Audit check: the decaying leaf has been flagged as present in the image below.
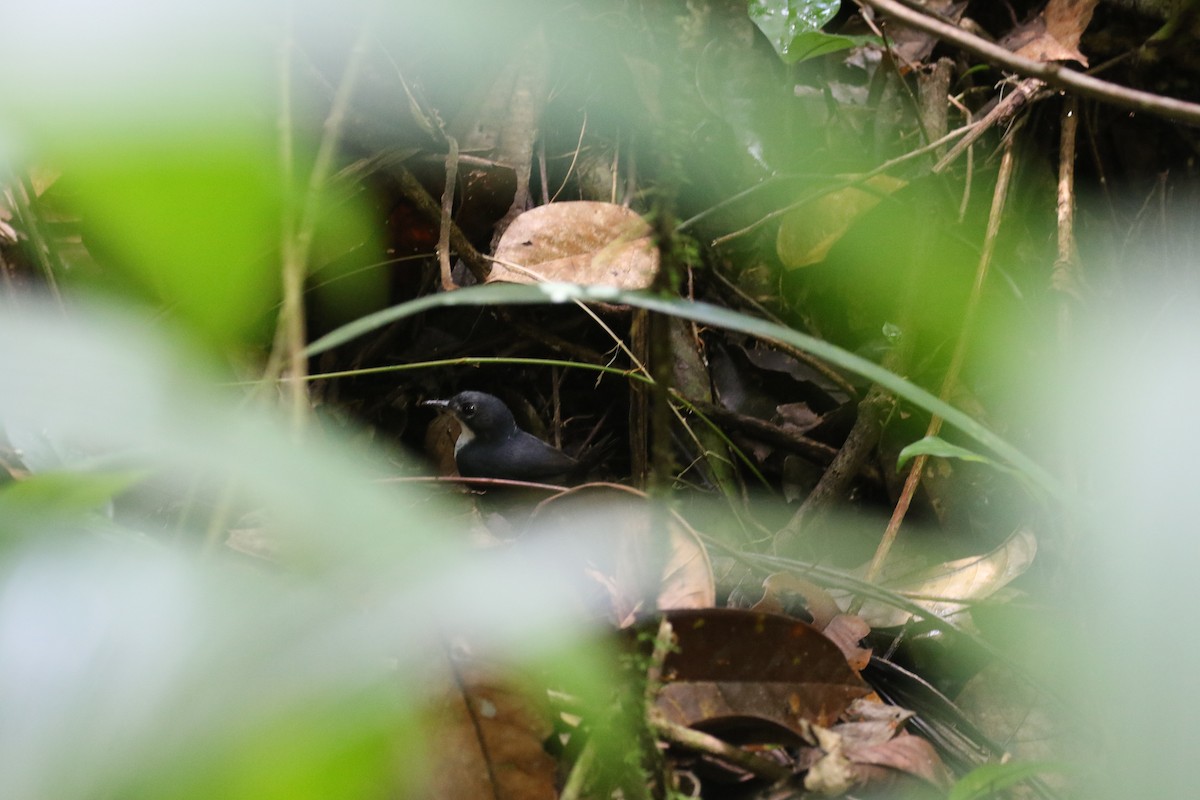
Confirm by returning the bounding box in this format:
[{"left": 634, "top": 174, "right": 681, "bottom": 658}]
[
  {"left": 798, "top": 699, "right": 952, "bottom": 795},
  {"left": 822, "top": 615, "right": 873, "bottom": 672},
  {"left": 885, "top": 1, "right": 968, "bottom": 67},
  {"left": 490, "top": 201, "right": 659, "bottom": 288},
  {"left": 645, "top": 608, "right": 870, "bottom": 738}
]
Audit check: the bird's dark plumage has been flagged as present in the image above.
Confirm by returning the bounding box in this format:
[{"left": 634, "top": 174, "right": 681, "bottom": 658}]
[{"left": 421, "top": 391, "right": 576, "bottom": 482}]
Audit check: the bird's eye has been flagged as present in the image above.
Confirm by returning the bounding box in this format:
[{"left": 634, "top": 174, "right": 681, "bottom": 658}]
[{"left": 461, "top": 403, "right": 475, "bottom": 416}]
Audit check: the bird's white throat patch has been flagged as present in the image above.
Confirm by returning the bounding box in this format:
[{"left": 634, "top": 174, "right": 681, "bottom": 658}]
[{"left": 454, "top": 426, "right": 475, "bottom": 454}]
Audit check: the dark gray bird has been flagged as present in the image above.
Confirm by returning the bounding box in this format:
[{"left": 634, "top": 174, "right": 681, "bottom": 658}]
[{"left": 421, "top": 391, "right": 577, "bottom": 482}]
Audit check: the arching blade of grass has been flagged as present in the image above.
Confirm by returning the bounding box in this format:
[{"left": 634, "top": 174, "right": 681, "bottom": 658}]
[{"left": 306, "top": 283, "right": 1062, "bottom": 498}]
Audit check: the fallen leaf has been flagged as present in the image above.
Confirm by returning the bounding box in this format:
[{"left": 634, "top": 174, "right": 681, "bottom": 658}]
[
  {"left": 490, "top": 201, "right": 659, "bottom": 288},
  {"left": 850, "top": 527, "right": 1038, "bottom": 628},
  {"left": 753, "top": 572, "right": 841, "bottom": 628},
  {"left": 644, "top": 608, "right": 870, "bottom": 738}
]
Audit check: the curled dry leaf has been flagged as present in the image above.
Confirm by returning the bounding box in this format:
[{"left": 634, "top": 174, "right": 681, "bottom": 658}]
[
  {"left": 799, "top": 703, "right": 952, "bottom": 795},
  {"left": 753, "top": 572, "right": 842, "bottom": 628},
  {"left": 845, "top": 733, "right": 953, "bottom": 791},
  {"left": 1002, "top": 0, "right": 1098, "bottom": 66},
  {"left": 490, "top": 201, "right": 659, "bottom": 288},
  {"left": 851, "top": 527, "right": 1038, "bottom": 629},
  {"left": 803, "top": 722, "right": 857, "bottom": 795}
]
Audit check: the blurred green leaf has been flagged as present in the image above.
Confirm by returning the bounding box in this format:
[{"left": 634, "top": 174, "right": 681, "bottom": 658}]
[
  {"left": 0, "top": 298, "right": 623, "bottom": 800},
  {"left": 0, "top": 469, "right": 146, "bottom": 517},
  {"left": 949, "top": 760, "right": 1070, "bottom": 800},
  {"left": 782, "top": 31, "right": 878, "bottom": 63},
  {"left": 898, "top": 436, "right": 1046, "bottom": 500},
  {"left": 308, "top": 189, "right": 391, "bottom": 327},
  {"left": 62, "top": 132, "right": 283, "bottom": 349}
]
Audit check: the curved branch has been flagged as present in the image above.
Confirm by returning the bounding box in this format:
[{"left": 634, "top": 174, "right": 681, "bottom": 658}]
[{"left": 856, "top": 0, "right": 1200, "bottom": 126}]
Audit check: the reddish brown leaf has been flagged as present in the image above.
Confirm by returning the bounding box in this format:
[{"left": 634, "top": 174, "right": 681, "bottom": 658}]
[{"left": 645, "top": 608, "right": 870, "bottom": 738}]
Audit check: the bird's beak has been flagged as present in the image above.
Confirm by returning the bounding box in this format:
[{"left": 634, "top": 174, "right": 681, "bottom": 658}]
[{"left": 420, "top": 398, "right": 451, "bottom": 411}]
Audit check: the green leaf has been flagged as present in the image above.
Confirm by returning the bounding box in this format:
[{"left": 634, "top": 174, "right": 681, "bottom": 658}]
[
  {"left": 782, "top": 31, "right": 877, "bottom": 63},
  {"left": 897, "top": 435, "right": 1045, "bottom": 497},
  {"left": 305, "top": 283, "right": 1063, "bottom": 498},
  {"left": 949, "top": 761, "right": 1071, "bottom": 800},
  {"left": 0, "top": 469, "right": 148, "bottom": 517},
  {"left": 62, "top": 131, "right": 284, "bottom": 350},
  {"left": 896, "top": 435, "right": 1000, "bottom": 471},
  {"left": 748, "top": 0, "right": 841, "bottom": 61}
]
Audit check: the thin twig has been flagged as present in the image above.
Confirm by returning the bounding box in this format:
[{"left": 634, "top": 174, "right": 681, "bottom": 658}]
[
  {"left": 550, "top": 110, "right": 588, "bottom": 204},
  {"left": 1053, "top": 95, "right": 1082, "bottom": 551},
  {"left": 933, "top": 77, "right": 1045, "bottom": 173},
  {"left": 437, "top": 136, "right": 459, "bottom": 290},
  {"left": 1053, "top": 96, "right": 1082, "bottom": 306},
  {"left": 394, "top": 164, "right": 491, "bottom": 283},
  {"left": 650, "top": 716, "right": 794, "bottom": 784},
  {"left": 775, "top": 385, "right": 893, "bottom": 554},
  {"left": 861, "top": 137, "right": 1017, "bottom": 586},
  {"left": 272, "top": 19, "right": 371, "bottom": 429}
]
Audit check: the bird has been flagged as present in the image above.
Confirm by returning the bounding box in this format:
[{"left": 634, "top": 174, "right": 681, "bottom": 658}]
[{"left": 421, "top": 391, "right": 578, "bottom": 483}]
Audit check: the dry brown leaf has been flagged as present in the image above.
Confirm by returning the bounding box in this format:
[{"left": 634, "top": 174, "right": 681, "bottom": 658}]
[
  {"left": 800, "top": 703, "right": 951, "bottom": 794},
  {"left": 850, "top": 527, "right": 1037, "bottom": 628},
  {"left": 803, "top": 723, "right": 857, "bottom": 795},
  {"left": 845, "top": 732, "right": 953, "bottom": 790},
  {"left": 647, "top": 609, "right": 870, "bottom": 737},
  {"left": 490, "top": 201, "right": 659, "bottom": 288},
  {"left": 1004, "top": 0, "right": 1098, "bottom": 66},
  {"left": 886, "top": 1, "right": 968, "bottom": 67},
  {"left": 753, "top": 572, "right": 841, "bottom": 628}
]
